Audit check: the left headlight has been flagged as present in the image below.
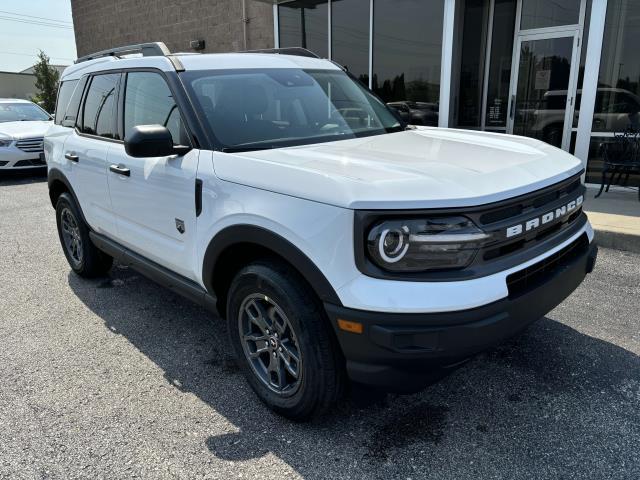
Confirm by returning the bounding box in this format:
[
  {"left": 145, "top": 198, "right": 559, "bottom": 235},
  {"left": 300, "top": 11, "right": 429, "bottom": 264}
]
[
  {"left": 366, "top": 216, "right": 490, "bottom": 272},
  {"left": 0, "top": 139, "right": 12, "bottom": 147}
]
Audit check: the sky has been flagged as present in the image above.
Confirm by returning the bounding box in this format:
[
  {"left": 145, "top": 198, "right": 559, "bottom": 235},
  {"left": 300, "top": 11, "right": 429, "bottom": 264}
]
[{"left": 0, "top": 0, "right": 77, "bottom": 72}]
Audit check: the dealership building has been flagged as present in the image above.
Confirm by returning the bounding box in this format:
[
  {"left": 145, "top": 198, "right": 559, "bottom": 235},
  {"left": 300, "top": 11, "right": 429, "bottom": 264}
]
[{"left": 71, "top": 0, "right": 640, "bottom": 188}]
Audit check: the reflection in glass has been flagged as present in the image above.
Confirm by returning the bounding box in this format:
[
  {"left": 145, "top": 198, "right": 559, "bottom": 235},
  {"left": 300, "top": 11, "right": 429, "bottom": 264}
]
[
  {"left": 278, "top": 0, "right": 329, "bottom": 58},
  {"left": 485, "top": 0, "right": 516, "bottom": 128},
  {"left": 456, "top": 0, "right": 488, "bottom": 128},
  {"left": 331, "top": 0, "right": 370, "bottom": 86},
  {"left": 372, "top": 0, "right": 444, "bottom": 126},
  {"left": 513, "top": 37, "right": 574, "bottom": 148},
  {"left": 594, "top": 0, "right": 640, "bottom": 133},
  {"left": 520, "top": 0, "right": 581, "bottom": 30}
]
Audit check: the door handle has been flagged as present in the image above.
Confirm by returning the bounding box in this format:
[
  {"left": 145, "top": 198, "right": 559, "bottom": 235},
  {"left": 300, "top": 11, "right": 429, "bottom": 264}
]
[
  {"left": 109, "top": 164, "right": 130, "bottom": 177},
  {"left": 65, "top": 152, "right": 79, "bottom": 163}
]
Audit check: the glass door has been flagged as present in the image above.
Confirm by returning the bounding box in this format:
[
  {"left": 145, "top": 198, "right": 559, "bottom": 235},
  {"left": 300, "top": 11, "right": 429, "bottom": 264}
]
[{"left": 507, "top": 32, "right": 580, "bottom": 150}]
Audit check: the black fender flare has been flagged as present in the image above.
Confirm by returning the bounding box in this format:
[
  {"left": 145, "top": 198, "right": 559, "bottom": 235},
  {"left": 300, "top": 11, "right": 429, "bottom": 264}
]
[
  {"left": 47, "top": 168, "right": 88, "bottom": 224},
  {"left": 202, "top": 224, "right": 342, "bottom": 306}
]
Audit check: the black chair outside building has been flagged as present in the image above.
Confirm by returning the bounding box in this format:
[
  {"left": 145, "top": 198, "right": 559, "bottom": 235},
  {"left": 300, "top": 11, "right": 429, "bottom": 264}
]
[{"left": 595, "top": 127, "right": 640, "bottom": 201}]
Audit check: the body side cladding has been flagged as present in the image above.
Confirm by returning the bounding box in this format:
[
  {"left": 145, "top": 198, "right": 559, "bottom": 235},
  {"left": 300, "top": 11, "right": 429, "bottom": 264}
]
[
  {"left": 202, "top": 225, "right": 342, "bottom": 307},
  {"left": 47, "top": 168, "right": 87, "bottom": 223},
  {"left": 90, "top": 231, "right": 218, "bottom": 314}
]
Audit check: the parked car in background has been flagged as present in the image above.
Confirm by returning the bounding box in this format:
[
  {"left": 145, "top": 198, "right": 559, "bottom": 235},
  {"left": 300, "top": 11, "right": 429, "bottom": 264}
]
[
  {"left": 387, "top": 101, "right": 439, "bottom": 126},
  {"left": 0, "top": 99, "right": 52, "bottom": 170},
  {"left": 518, "top": 87, "right": 640, "bottom": 146}
]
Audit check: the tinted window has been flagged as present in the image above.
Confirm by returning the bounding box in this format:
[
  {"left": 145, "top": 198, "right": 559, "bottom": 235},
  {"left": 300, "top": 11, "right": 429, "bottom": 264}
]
[
  {"left": 372, "top": 0, "right": 444, "bottom": 125},
  {"left": 62, "top": 76, "right": 87, "bottom": 128},
  {"left": 278, "top": 0, "right": 328, "bottom": 57},
  {"left": 81, "top": 74, "right": 119, "bottom": 138},
  {"left": 331, "top": 0, "right": 370, "bottom": 85},
  {"left": 123, "top": 71, "right": 187, "bottom": 145},
  {"left": 55, "top": 80, "right": 77, "bottom": 125},
  {"left": 520, "top": 0, "right": 581, "bottom": 30}
]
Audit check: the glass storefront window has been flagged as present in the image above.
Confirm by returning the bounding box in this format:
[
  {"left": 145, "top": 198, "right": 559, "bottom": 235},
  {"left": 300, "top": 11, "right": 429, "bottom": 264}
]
[
  {"left": 520, "top": 0, "right": 582, "bottom": 30},
  {"left": 456, "top": 0, "right": 488, "bottom": 128},
  {"left": 331, "top": 0, "right": 370, "bottom": 86},
  {"left": 372, "top": 0, "right": 444, "bottom": 126},
  {"left": 593, "top": 0, "right": 640, "bottom": 133},
  {"left": 278, "top": 0, "right": 329, "bottom": 58},
  {"left": 485, "top": 0, "right": 516, "bottom": 129}
]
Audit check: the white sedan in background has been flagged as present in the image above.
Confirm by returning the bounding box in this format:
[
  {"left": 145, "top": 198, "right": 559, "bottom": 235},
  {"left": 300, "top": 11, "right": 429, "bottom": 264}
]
[{"left": 0, "top": 99, "right": 53, "bottom": 170}]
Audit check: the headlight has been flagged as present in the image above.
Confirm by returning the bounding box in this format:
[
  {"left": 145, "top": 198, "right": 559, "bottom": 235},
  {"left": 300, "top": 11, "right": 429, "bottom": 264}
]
[
  {"left": 366, "top": 216, "right": 490, "bottom": 272},
  {"left": 0, "top": 139, "right": 12, "bottom": 147}
]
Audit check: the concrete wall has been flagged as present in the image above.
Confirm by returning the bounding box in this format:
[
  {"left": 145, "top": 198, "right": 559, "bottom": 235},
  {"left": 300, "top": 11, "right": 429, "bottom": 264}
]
[
  {"left": 70, "top": 0, "right": 275, "bottom": 58},
  {"left": 0, "top": 72, "right": 37, "bottom": 100}
]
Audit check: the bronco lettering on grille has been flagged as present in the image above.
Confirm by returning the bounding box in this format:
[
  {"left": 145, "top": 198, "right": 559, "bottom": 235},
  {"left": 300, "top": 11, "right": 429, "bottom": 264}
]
[{"left": 506, "top": 195, "right": 583, "bottom": 238}]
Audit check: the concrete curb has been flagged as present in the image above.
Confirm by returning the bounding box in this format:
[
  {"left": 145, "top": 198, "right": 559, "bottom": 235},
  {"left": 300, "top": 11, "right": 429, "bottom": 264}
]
[{"left": 594, "top": 228, "right": 640, "bottom": 254}]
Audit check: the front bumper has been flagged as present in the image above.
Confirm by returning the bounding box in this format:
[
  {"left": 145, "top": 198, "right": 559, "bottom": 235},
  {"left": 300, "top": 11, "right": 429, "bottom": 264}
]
[
  {"left": 325, "top": 234, "right": 598, "bottom": 392},
  {"left": 0, "top": 145, "right": 46, "bottom": 169}
]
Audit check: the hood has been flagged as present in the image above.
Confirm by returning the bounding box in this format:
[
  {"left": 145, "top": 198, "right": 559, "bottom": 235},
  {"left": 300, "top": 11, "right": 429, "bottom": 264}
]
[
  {"left": 0, "top": 121, "right": 53, "bottom": 140},
  {"left": 212, "top": 127, "right": 584, "bottom": 210}
]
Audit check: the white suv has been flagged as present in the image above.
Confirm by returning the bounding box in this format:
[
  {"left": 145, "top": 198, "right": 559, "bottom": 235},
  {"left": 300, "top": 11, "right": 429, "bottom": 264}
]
[{"left": 45, "top": 43, "right": 597, "bottom": 420}]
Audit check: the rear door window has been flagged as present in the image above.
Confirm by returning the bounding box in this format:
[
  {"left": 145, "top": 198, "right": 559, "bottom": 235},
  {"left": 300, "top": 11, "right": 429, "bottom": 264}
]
[{"left": 80, "top": 73, "right": 119, "bottom": 139}]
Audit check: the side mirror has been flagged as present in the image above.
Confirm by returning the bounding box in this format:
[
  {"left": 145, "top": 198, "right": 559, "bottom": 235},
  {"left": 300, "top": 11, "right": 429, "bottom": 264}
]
[{"left": 124, "top": 125, "right": 191, "bottom": 158}]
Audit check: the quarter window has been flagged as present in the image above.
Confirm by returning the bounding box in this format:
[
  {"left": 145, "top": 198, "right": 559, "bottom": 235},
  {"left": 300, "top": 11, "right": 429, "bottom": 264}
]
[
  {"left": 123, "top": 72, "right": 188, "bottom": 145},
  {"left": 55, "top": 80, "right": 77, "bottom": 125},
  {"left": 81, "top": 74, "right": 119, "bottom": 138}
]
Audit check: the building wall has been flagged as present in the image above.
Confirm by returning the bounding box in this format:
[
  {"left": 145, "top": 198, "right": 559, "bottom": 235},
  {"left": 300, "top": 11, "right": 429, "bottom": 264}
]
[
  {"left": 70, "top": 0, "right": 275, "bottom": 58},
  {"left": 0, "top": 72, "right": 37, "bottom": 100}
]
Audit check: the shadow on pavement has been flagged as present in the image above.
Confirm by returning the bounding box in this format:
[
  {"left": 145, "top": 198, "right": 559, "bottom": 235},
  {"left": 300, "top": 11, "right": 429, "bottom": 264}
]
[
  {"left": 0, "top": 168, "right": 47, "bottom": 186},
  {"left": 67, "top": 262, "right": 640, "bottom": 479}
]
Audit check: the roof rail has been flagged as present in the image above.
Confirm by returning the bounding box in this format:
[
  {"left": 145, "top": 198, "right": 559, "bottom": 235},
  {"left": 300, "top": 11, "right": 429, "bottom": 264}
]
[
  {"left": 75, "top": 42, "right": 171, "bottom": 64},
  {"left": 242, "top": 47, "right": 320, "bottom": 59}
]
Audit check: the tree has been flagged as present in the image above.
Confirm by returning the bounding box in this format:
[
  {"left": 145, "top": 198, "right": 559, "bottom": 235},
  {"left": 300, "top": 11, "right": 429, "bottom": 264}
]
[{"left": 30, "top": 51, "right": 60, "bottom": 113}]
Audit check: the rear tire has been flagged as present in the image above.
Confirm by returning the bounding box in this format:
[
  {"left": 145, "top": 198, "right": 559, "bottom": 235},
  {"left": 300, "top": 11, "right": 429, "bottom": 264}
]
[
  {"left": 55, "top": 192, "right": 113, "bottom": 277},
  {"left": 226, "top": 260, "right": 345, "bottom": 421}
]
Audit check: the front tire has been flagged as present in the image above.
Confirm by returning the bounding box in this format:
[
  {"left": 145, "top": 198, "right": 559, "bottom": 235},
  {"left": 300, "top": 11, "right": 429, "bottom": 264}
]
[
  {"left": 227, "top": 260, "right": 345, "bottom": 421},
  {"left": 55, "top": 192, "right": 113, "bottom": 277}
]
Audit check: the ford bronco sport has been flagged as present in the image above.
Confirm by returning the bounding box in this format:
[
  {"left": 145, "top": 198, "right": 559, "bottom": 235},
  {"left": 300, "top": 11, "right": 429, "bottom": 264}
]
[{"left": 45, "top": 43, "right": 597, "bottom": 420}]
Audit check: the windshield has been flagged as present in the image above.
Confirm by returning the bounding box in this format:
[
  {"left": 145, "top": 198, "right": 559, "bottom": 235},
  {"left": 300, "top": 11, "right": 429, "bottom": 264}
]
[
  {"left": 0, "top": 103, "right": 51, "bottom": 123},
  {"left": 182, "top": 68, "right": 402, "bottom": 151}
]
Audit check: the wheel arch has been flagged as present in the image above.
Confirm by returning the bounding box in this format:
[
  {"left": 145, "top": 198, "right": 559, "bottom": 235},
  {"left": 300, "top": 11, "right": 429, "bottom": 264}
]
[
  {"left": 202, "top": 225, "right": 342, "bottom": 317},
  {"left": 48, "top": 168, "right": 88, "bottom": 224}
]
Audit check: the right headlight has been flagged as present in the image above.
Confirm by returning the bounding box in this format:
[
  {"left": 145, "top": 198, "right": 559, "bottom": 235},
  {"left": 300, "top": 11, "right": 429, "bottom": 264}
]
[
  {"left": 366, "top": 216, "right": 490, "bottom": 272},
  {"left": 0, "top": 139, "right": 12, "bottom": 147}
]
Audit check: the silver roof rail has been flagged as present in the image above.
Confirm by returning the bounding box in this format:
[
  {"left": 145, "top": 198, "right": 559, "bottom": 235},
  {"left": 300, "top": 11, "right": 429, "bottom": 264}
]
[
  {"left": 242, "top": 47, "right": 320, "bottom": 59},
  {"left": 75, "top": 42, "right": 171, "bottom": 64}
]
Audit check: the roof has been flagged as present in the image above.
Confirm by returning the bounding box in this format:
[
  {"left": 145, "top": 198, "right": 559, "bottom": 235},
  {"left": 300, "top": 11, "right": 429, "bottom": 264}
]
[
  {"left": 61, "top": 52, "right": 339, "bottom": 81},
  {"left": 0, "top": 98, "right": 33, "bottom": 103}
]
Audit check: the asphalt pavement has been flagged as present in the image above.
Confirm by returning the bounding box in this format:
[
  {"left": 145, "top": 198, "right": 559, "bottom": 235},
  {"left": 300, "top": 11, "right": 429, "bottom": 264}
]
[{"left": 1, "top": 171, "right": 638, "bottom": 479}]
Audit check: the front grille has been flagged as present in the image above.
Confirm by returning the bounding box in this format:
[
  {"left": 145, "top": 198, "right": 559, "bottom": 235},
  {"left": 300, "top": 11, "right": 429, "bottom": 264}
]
[
  {"left": 0, "top": 161, "right": 7, "bottom": 167},
  {"left": 470, "top": 174, "right": 586, "bottom": 264},
  {"left": 15, "top": 137, "right": 44, "bottom": 153},
  {"left": 14, "top": 158, "right": 46, "bottom": 167},
  {"left": 506, "top": 234, "right": 588, "bottom": 298}
]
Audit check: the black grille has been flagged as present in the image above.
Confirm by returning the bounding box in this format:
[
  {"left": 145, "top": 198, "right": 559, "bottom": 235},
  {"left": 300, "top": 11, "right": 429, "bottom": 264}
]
[
  {"left": 14, "top": 159, "right": 46, "bottom": 167},
  {"left": 0, "top": 161, "right": 7, "bottom": 167},
  {"left": 506, "top": 234, "right": 589, "bottom": 298},
  {"left": 472, "top": 174, "right": 585, "bottom": 264}
]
